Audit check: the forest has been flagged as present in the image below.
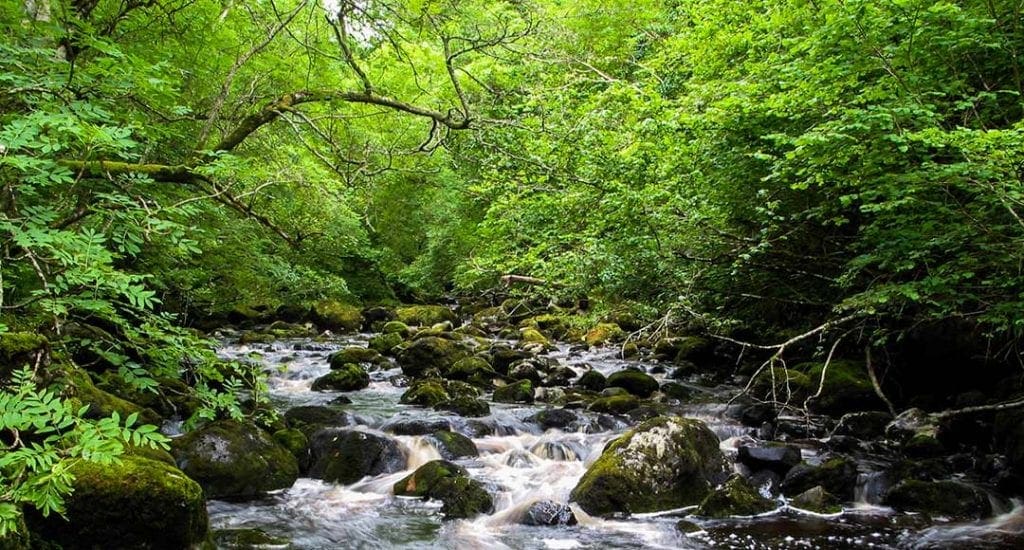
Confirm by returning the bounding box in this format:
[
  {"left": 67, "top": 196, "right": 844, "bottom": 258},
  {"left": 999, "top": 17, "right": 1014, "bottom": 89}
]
[{"left": 2, "top": 0, "right": 1024, "bottom": 548}]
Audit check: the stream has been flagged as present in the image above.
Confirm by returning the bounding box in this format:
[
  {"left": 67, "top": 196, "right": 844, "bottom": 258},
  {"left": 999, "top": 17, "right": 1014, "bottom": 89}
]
[{"left": 206, "top": 333, "right": 1024, "bottom": 549}]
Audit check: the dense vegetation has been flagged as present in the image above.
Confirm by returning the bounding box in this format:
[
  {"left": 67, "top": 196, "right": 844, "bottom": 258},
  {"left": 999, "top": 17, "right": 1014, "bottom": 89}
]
[{"left": 2, "top": 0, "right": 1024, "bottom": 539}]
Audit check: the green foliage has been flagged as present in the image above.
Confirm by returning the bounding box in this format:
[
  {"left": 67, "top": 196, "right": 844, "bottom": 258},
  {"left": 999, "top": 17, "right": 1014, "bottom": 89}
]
[{"left": 0, "top": 368, "right": 170, "bottom": 537}]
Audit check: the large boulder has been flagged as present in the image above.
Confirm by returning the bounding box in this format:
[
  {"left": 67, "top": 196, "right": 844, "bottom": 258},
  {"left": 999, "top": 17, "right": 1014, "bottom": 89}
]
[
  {"left": 780, "top": 456, "right": 858, "bottom": 501},
  {"left": 695, "top": 474, "right": 776, "bottom": 518},
  {"left": 606, "top": 370, "right": 659, "bottom": 398},
  {"left": 311, "top": 300, "right": 363, "bottom": 332},
  {"left": 576, "top": 370, "right": 607, "bottom": 391},
  {"left": 329, "top": 347, "right": 382, "bottom": 367},
  {"left": 393, "top": 460, "right": 468, "bottom": 497},
  {"left": 796, "top": 360, "right": 885, "bottom": 415},
  {"left": 396, "top": 337, "right": 469, "bottom": 378},
  {"left": 428, "top": 430, "right": 479, "bottom": 459},
  {"left": 884, "top": 480, "right": 991, "bottom": 519},
  {"left": 396, "top": 305, "right": 457, "bottom": 327},
  {"left": 171, "top": 420, "right": 299, "bottom": 499},
  {"left": 569, "top": 416, "right": 729, "bottom": 516},
  {"left": 311, "top": 363, "right": 370, "bottom": 392},
  {"left": 430, "top": 476, "right": 494, "bottom": 519},
  {"left": 493, "top": 379, "right": 534, "bottom": 404},
  {"left": 435, "top": 397, "right": 490, "bottom": 417},
  {"left": 584, "top": 323, "right": 625, "bottom": 347},
  {"left": 25, "top": 457, "right": 208, "bottom": 549},
  {"left": 284, "top": 405, "right": 351, "bottom": 432},
  {"left": 527, "top": 408, "right": 578, "bottom": 431},
  {"left": 306, "top": 429, "right": 406, "bottom": 484}
]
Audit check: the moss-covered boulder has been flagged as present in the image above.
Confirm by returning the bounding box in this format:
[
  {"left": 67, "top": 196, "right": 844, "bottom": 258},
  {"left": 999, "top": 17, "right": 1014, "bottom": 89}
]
[
  {"left": 519, "top": 328, "right": 550, "bottom": 347},
  {"left": 435, "top": 397, "right": 490, "bottom": 417},
  {"left": 696, "top": 474, "right": 776, "bottom": 518},
  {"left": 96, "top": 373, "right": 199, "bottom": 420},
  {"left": 526, "top": 314, "right": 573, "bottom": 340},
  {"left": 780, "top": 456, "right": 858, "bottom": 501},
  {"left": 311, "top": 300, "right": 363, "bottom": 333},
  {"left": 428, "top": 430, "right": 479, "bottom": 459},
  {"left": 311, "top": 363, "right": 370, "bottom": 392},
  {"left": 588, "top": 394, "right": 640, "bottom": 415},
  {"left": 273, "top": 428, "right": 309, "bottom": 462},
  {"left": 171, "top": 420, "right": 299, "bottom": 499},
  {"left": 790, "top": 486, "right": 842, "bottom": 514},
  {"left": 393, "top": 460, "right": 468, "bottom": 497},
  {"left": 25, "top": 457, "right": 208, "bottom": 549},
  {"left": 214, "top": 528, "right": 292, "bottom": 549},
  {"left": 493, "top": 379, "right": 534, "bottom": 404},
  {"left": 306, "top": 428, "right": 407, "bottom": 484},
  {"left": 577, "top": 369, "right": 607, "bottom": 391},
  {"left": 61, "top": 366, "right": 162, "bottom": 426},
  {"left": 396, "top": 305, "right": 456, "bottom": 327},
  {"left": 0, "top": 332, "right": 48, "bottom": 378},
  {"left": 584, "top": 323, "right": 625, "bottom": 347},
  {"left": 795, "top": 360, "right": 885, "bottom": 415},
  {"left": 369, "top": 332, "right": 405, "bottom": 355},
  {"left": 431, "top": 476, "right": 494, "bottom": 519},
  {"left": 283, "top": 405, "right": 350, "bottom": 432},
  {"left": 396, "top": 336, "right": 470, "bottom": 378},
  {"left": 400, "top": 379, "right": 451, "bottom": 407},
  {"left": 329, "top": 347, "right": 382, "bottom": 367},
  {"left": 569, "top": 416, "right": 729, "bottom": 516},
  {"left": 527, "top": 408, "right": 578, "bottom": 431},
  {"left": 606, "top": 370, "right": 659, "bottom": 398},
  {"left": 381, "top": 320, "right": 412, "bottom": 336},
  {"left": 521, "top": 500, "right": 577, "bottom": 526},
  {"left": 884, "top": 480, "right": 992, "bottom": 519},
  {"left": 447, "top": 356, "right": 499, "bottom": 387}
]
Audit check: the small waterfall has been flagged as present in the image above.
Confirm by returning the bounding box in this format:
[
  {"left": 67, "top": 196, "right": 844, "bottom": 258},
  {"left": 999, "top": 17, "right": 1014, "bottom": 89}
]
[
  {"left": 854, "top": 471, "right": 891, "bottom": 505},
  {"left": 530, "top": 441, "right": 582, "bottom": 461},
  {"left": 402, "top": 436, "right": 443, "bottom": 470}
]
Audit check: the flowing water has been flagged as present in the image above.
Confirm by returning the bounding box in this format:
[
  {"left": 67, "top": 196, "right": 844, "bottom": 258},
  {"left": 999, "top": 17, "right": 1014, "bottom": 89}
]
[{"left": 207, "top": 334, "right": 1024, "bottom": 549}]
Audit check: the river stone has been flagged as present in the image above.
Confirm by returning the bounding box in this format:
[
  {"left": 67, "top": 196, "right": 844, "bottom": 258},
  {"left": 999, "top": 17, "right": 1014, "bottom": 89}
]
[
  {"left": 400, "top": 379, "right": 451, "bottom": 407},
  {"left": 361, "top": 306, "right": 397, "bottom": 330},
  {"left": 435, "top": 397, "right": 491, "bottom": 417},
  {"left": 447, "top": 356, "right": 499, "bottom": 386},
  {"left": 606, "top": 370, "right": 659, "bottom": 398},
  {"left": 790, "top": 485, "right": 842, "bottom": 514},
  {"left": 432, "top": 476, "right": 494, "bottom": 519},
  {"left": 396, "top": 305, "right": 457, "bottom": 327},
  {"left": 393, "top": 460, "right": 468, "bottom": 497},
  {"left": 494, "top": 379, "right": 534, "bottom": 404},
  {"left": 311, "top": 363, "right": 370, "bottom": 392},
  {"left": 171, "top": 420, "right": 299, "bottom": 499},
  {"left": 527, "top": 408, "right": 578, "bottom": 431},
  {"left": 25, "top": 456, "right": 209, "bottom": 549},
  {"left": 696, "top": 474, "right": 776, "bottom": 518},
  {"left": 507, "top": 359, "right": 543, "bottom": 384},
  {"left": 569, "top": 416, "right": 729, "bottom": 516},
  {"left": 832, "top": 411, "right": 893, "bottom": 439},
  {"left": 780, "top": 456, "right": 858, "bottom": 501},
  {"left": 737, "top": 444, "right": 802, "bottom": 475},
  {"left": 521, "top": 500, "right": 577, "bottom": 526},
  {"left": 284, "top": 406, "right": 351, "bottom": 431},
  {"left": 383, "top": 418, "right": 452, "bottom": 435},
  {"left": 577, "top": 369, "right": 607, "bottom": 391},
  {"left": 884, "top": 480, "right": 992, "bottom": 519},
  {"left": 311, "top": 300, "right": 363, "bottom": 332},
  {"left": 396, "top": 336, "right": 470, "bottom": 378},
  {"left": 587, "top": 394, "right": 640, "bottom": 415},
  {"left": 428, "top": 430, "right": 480, "bottom": 459},
  {"left": 307, "top": 428, "right": 407, "bottom": 484},
  {"left": 214, "top": 528, "right": 292, "bottom": 549},
  {"left": 369, "top": 332, "right": 404, "bottom": 354},
  {"left": 329, "top": 347, "right": 382, "bottom": 367}
]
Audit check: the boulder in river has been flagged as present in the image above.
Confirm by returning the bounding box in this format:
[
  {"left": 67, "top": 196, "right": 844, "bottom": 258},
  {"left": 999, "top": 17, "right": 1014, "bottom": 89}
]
[
  {"left": 737, "top": 443, "right": 802, "bottom": 476},
  {"left": 329, "top": 347, "right": 382, "bottom": 367},
  {"left": 428, "top": 430, "right": 480, "bottom": 459},
  {"left": 431, "top": 476, "right": 494, "bottom": 519},
  {"left": 884, "top": 479, "right": 992, "bottom": 519},
  {"left": 383, "top": 417, "right": 452, "bottom": 435},
  {"left": 306, "top": 428, "right": 407, "bottom": 484},
  {"left": 493, "top": 379, "right": 535, "bottom": 404},
  {"left": 393, "top": 460, "right": 468, "bottom": 497},
  {"left": 396, "top": 305, "right": 457, "bottom": 327},
  {"left": 606, "top": 369, "right": 659, "bottom": 398},
  {"left": 171, "top": 420, "right": 299, "bottom": 499},
  {"left": 569, "top": 416, "right": 729, "bottom": 515},
  {"left": 584, "top": 323, "right": 625, "bottom": 347},
  {"left": 521, "top": 500, "right": 577, "bottom": 526},
  {"left": 435, "top": 396, "right": 491, "bottom": 417},
  {"left": 284, "top": 405, "right": 351, "bottom": 432},
  {"left": 527, "top": 408, "right": 578, "bottom": 431},
  {"left": 311, "top": 363, "right": 370, "bottom": 392},
  {"left": 696, "top": 474, "right": 776, "bottom": 518},
  {"left": 790, "top": 485, "right": 842, "bottom": 514},
  {"left": 780, "top": 456, "right": 858, "bottom": 501},
  {"left": 587, "top": 394, "right": 640, "bottom": 415},
  {"left": 576, "top": 369, "right": 607, "bottom": 391},
  {"left": 396, "top": 336, "right": 470, "bottom": 378},
  {"left": 25, "top": 456, "right": 209, "bottom": 549},
  {"left": 369, "top": 332, "right": 405, "bottom": 355},
  {"left": 311, "top": 300, "right": 363, "bottom": 332}
]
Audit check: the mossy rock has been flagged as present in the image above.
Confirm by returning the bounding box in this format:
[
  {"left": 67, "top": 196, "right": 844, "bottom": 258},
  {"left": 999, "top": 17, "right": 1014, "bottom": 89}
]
[
  {"left": 606, "top": 370, "right": 659, "bottom": 398},
  {"left": 311, "top": 300, "right": 363, "bottom": 333},
  {"left": 790, "top": 485, "right": 842, "bottom": 514},
  {"left": 428, "top": 430, "right": 479, "bottom": 459},
  {"left": 431, "top": 476, "right": 494, "bottom": 519},
  {"left": 329, "top": 347, "right": 382, "bottom": 367},
  {"left": 283, "top": 405, "right": 350, "bottom": 432},
  {"left": 584, "top": 323, "right": 625, "bottom": 347},
  {"left": 393, "top": 460, "right": 468, "bottom": 497},
  {"left": 306, "top": 428, "right": 406, "bottom": 484},
  {"left": 400, "top": 379, "right": 450, "bottom": 407},
  {"left": 621, "top": 342, "right": 640, "bottom": 359},
  {"left": 124, "top": 443, "right": 176, "bottom": 465},
  {"left": 311, "top": 363, "right": 370, "bottom": 392},
  {"left": 519, "top": 328, "right": 550, "bottom": 347},
  {"left": 435, "top": 397, "right": 490, "bottom": 417},
  {"left": 750, "top": 366, "right": 812, "bottom": 402},
  {"left": 447, "top": 356, "right": 500, "bottom": 388},
  {"left": 396, "top": 336, "right": 470, "bottom": 378},
  {"left": 214, "top": 528, "right": 292, "bottom": 549},
  {"left": 696, "top": 475, "right": 775, "bottom": 518},
  {"left": 493, "top": 379, "right": 534, "bottom": 404},
  {"left": 884, "top": 480, "right": 992, "bottom": 519},
  {"left": 569, "top": 416, "right": 729, "bottom": 516},
  {"left": 0, "top": 332, "right": 48, "bottom": 378},
  {"left": 369, "top": 332, "right": 404, "bottom": 355},
  {"left": 60, "top": 366, "right": 162, "bottom": 426},
  {"left": 527, "top": 314, "right": 572, "bottom": 340},
  {"left": 396, "top": 305, "right": 456, "bottom": 327},
  {"left": 171, "top": 420, "right": 299, "bottom": 499},
  {"left": 272, "top": 428, "right": 309, "bottom": 462},
  {"left": 794, "top": 360, "right": 884, "bottom": 415},
  {"left": 577, "top": 370, "right": 607, "bottom": 391},
  {"left": 588, "top": 394, "right": 640, "bottom": 415},
  {"left": 674, "top": 336, "right": 712, "bottom": 362},
  {"left": 381, "top": 320, "right": 412, "bottom": 336},
  {"left": 96, "top": 372, "right": 199, "bottom": 420},
  {"left": 25, "top": 456, "right": 208, "bottom": 549},
  {"left": 780, "top": 456, "right": 858, "bottom": 501}
]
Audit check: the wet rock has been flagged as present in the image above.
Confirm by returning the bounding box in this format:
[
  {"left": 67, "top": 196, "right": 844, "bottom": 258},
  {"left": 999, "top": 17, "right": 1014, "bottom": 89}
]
[
  {"left": 527, "top": 408, "right": 578, "bottom": 431},
  {"left": 428, "top": 430, "right": 479, "bottom": 459},
  {"left": 362, "top": 306, "right": 397, "bottom": 331},
  {"left": 284, "top": 406, "right": 350, "bottom": 431},
  {"left": 383, "top": 418, "right": 451, "bottom": 435},
  {"left": 796, "top": 360, "right": 885, "bottom": 415},
  {"left": 490, "top": 349, "right": 534, "bottom": 375},
  {"left": 272, "top": 428, "right": 308, "bottom": 462},
  {"left": 435, "top": 397, "right": 491, "bottom": 417},
  {"left": 748, "top": 469, "right": 782, "bottom": 496},
  {"left": 447, "top": 356, "right": 499, "bottom": 387},
  {"left": 369, "top": 332, "right": 404, "bottom": 354},
  {"left": 576, "top": 369, "right": 607, "bottom": 391},
  {"left": 311, "top": 300, "right": 363, "bottom": 332},
  {"left": 60, "top": 366, "right": 162, "bottom": 426},
  {"left": 396, "top": 305, "right": 457, "bottom": 327},
  {"left": 669, "top": 361, "right": 699, "bottom": 379},
  {"left": 393, "top": 460, "right": 468, "bottom": 497},
  {"left": 884, "top": 480, "right": 991, "bottom": 519},
  {"left": 696, "top": 474, "right": 776, "bottom": 518},
  {"left": 780, "top": 456, "right": 858, "bottom": 501},
  {"left": 521, "top": 500, "right": 577, "bottom": 526},
  {"left": 542, "top": 365, "right": 577, "bottom": 387},
  {"left": 531, "top": 441, "right": 582, "bottom": 461},
  {"left": 570, "top": 416, "right": 729, "bottom": 515},
  {"left": 519, "top": 328, "right": 551, "bottom": 347},
  {"left": 790, "top": 485, "right": 842, "bottom": 514},
  {"left": 432, "top": 476, "right": 494, "bottom": 519},
  {"left": 396, "top": 337, "right": 470, "bottom": 378},
  {"left": 584, "top": 323, "right": 625, "bottom": 347},
  {"left": 329, "top": 347, "right": 382, "bottom": 367},
  {"left": 737, "top": 444, "right": 802, "bottom": 476},
  {"left": 400, "top": 379, "right": 450, "bottom": 407},
  {"left": 306, "top": 428, "right": 407, "bottom": 484},
  {"left": 832, "top": 411, "right": 893, "bottom": 439},
  {"left": 311, "top": 363, "right": 370, "bottom": 392},
  {"left": 661, "top": 382, "right": 694, "bottom": 401},
  {"left": 493, "top": 379, "right": 534, "bottom": 404},
  {"left": 535, "top": 386, "right": 567, "bottom": 404},
  {"left": 587, "top": 394, "right": 640, "bottom": 415},
  {"left": 606, "top": 369, "right": 659, "bottom": 398},
  {"left": 214, "top": 528, "right": 291, "bottom": 549},
  {"left": 24, "top": 457, "right": 208, "bottom": 549},
  {"left": 885, "top": 408, "right": 938, "bottom": 442},
  {"left": 171, "top": 420, "right": 299, "bottom": 499},
  {"left": 676, "top": 520, "right": 703, "bottom": 534},
  {"left": 507, "top": 359, "right": 543, "bottom": 384}
]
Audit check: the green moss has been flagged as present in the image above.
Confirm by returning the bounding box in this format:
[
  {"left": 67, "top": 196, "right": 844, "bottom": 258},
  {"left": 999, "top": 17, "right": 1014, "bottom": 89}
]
[
  {"left": 369, "top": 332, "right": 404, "bottom": 354},
  {"left": 61, "top": 366, "right": 162, "bottom": 426},
  {"left": 696, "top": 475, "right": 775, "bottom": 518},
  {"left": 273, "top": 428, "right": 309, "bottom": 461},
  {"left": 790, "top": 486, "right": 842, "bottom": 514},
  {"left": 396, "top": 305, "right": 456, "bottom": 327},
  {"left": 447, "top": 357, "right": 499, "bottom": 387},
  {"left": 588, "top": 394, "right": 640, "bottom": 415},
  {"left": 493, "top": 379, "right": 534, "bottom": 404},
  {"left": 429, "top": 430, "right": 479, "bottom": 459},
  {"left": 396, "top": 336, "right": 470, "bottom": 378},
  {"left": 311, "top": 300, "right": 363, "bottom": 332},
  {"left": 885, "top": 480, "right": 992, "bottom": 519},
  {"left": 214, "top": 528, "right": 291, "bottom": 549},
  {"left": 381, "top": 321, "right": 412, "bottom": 336},
  {"left": 674, "top": 336, "right": 711, "bottom": 362},
  {"left": 400, "top": 380, "right": 450, "bottom": 407},
  {"left": 519, "top": 328, "right": 550, "bottom": 346},
  {"left": 577, "top": 370, "right": 607, "bottom": 391},
  {"left": 435, "top": 397, "right": 490, "bottom": 417},
  {"left": 393, "top": 460, "right": 468, "bottom": 497},
  {"left": 526, "top": 314, "right": 573, "bottom": 339},
  {"left": 606, "top": 370, "right": 659, "bottom": 398},
  {"left": 26, "top": 457, "right": 208, "bottom": 549},
  {"left": 793, "top": 359, "right": 882, "bottom": 414},
  {"left": 431, "top": 476, "right": 494, "bottom": 519},
  {"left": 312, "top": 363, "right": 370, "bottom": 392},
  {"left": 329, "top": 347, "right": 382, "bottom": 367},
  {"left": 0, "top": 507, "right": 29, "bottom": 550},
  {"left": 584, "top": 323, "right": 625, "bottom": 347},
  {"left": 0, "top": 332, "right": 48, "bottom": 378}
]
